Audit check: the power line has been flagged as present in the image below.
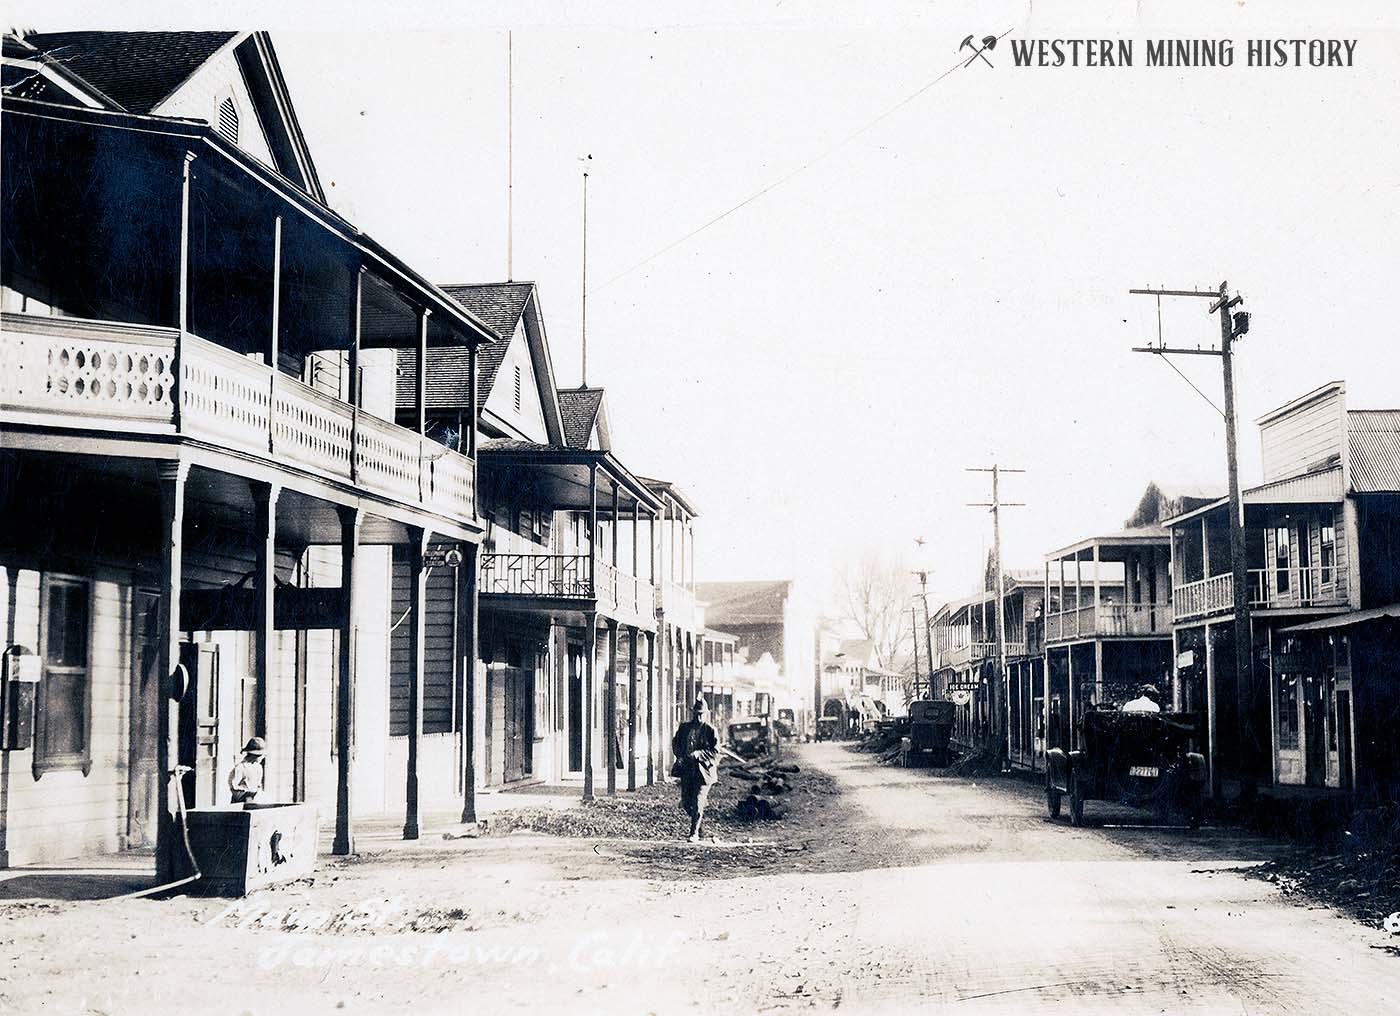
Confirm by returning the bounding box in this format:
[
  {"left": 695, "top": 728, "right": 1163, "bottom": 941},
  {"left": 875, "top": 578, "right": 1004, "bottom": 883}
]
[{"left": 597, "top": 27, "right": 1014, "bottom": 291}]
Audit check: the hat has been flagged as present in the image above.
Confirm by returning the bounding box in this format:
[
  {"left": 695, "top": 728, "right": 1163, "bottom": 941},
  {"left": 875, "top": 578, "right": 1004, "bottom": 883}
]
[
  {"left": 242, "top": 736, "right": 267, "bottom": 757},
  {"left": 692, "top": 698, "right": 709, "bottom": 713},
  {"left": 1139, "top": 684, "right": 1161, "bottom": 700}
]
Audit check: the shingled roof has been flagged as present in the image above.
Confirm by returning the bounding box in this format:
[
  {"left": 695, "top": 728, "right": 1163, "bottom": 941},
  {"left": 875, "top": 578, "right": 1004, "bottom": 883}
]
[
  {"left": 394, "top": 283, "right": 530, "bottom": 411},
  {"left": 558, "top": 388, "right": 605, "bottom": 449},
  {"left": 21, "top": 31, "right": 238, "bottom": 112}
]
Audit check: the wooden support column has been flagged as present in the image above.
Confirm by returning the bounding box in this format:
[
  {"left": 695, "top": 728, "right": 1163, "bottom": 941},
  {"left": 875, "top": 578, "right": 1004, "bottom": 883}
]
[
  {"left": 611, "top": 481, "right": 619, "bottom": 569},
  {"left": 154, "top": 460, "right": 189, "bottom": 883},
  {"left": 1092, "top": 544, "right": 1103, "bottom": 702},
  {"left": 627, "top": 626, "right": 638, "bottom": 792},
  {"left": 347, "top": 267, "right": 363, "bottom": 481},
  {"left": 583, "top": 614, "right": 597, "bottom": 802},
  {"left": 588, "top": 465, "right": 598, "bottom": 593},
  {"left": 404, "top": 527, "right": 429, "bottom": 840},
  {"left": 460, "top": 542, "right": 481, "bottom": 823},
  {"left": 268, "top": 216, "right": 282, "bottom": 454},
  {"left": 605, "top": 619, "right": 618, "bottom": 796},
  {"left": 251, "top": 481, "right": 280, "bottom": 739},
  {"left": 333, "top": 505, "right": 361, "bottom": 856},
  {"left": 467, "top": 339, "right": 479, "bottom": 515},
  {"left": 645, "top": 630, "right": 656, "bottom": 787}
]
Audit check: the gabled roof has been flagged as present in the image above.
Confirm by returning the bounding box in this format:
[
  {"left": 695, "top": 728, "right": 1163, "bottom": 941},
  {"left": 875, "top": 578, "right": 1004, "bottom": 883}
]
[
  {"left": 1348, "top": 410, "right": 1400, "bottom": 493},
  {"left": 20, "top": 31, "right": 237, "bottom": 113},
  {"left": 394, "top": 283, "right": 531, "bottom": 411},
  {"left": 696, "top": 581, "right": 792, "bottom": 627},
  {"left": 558, "top": 388, "right": 606, "bottom": 449}
]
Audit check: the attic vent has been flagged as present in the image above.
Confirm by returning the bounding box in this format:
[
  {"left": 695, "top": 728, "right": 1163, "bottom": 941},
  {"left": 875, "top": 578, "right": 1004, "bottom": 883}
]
[
  {"left": 514, "top": 366, "right": 523, "bottom": 413},
  {"left": 217, "top": 97, "right": 239, "bottom": 145}
]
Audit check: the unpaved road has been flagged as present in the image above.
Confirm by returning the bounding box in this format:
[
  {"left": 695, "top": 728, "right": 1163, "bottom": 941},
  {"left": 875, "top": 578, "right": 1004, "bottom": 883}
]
[{"left": 1, "top": 744, "right": 1397, "bottom": 1014}]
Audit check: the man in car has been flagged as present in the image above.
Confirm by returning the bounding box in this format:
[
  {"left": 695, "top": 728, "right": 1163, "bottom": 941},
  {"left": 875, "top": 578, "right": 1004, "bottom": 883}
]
[{"left": 1121, "top": 684, "right": 1163, "bottom": 713}]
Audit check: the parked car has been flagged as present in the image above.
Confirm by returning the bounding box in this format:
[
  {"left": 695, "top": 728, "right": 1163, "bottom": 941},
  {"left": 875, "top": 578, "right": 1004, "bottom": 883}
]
[
  {"left": 908, "top": 700, "right": 954, "bottom": 766},
  {"left": 728, "top": 716, "right": 773, "bottom": 759},
  {"left": 1046, "top": 709, "right": 1207, "bottom": 828},
  {"left": 814, "top": 717, "right": 842, "bottom": 742}
]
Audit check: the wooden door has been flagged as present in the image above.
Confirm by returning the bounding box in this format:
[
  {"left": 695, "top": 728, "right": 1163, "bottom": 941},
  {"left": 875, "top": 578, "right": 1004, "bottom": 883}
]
[
  {"left": 126, "top": 590, "right": 161, "bottom": 846},
  {"left": 177, "top": 642, "right": 220, "bottom": 806},
  {"left": 1336, "top": 689, "right": 1353, "bottom": 791},
  {"left": 567, "top": 645, "right": 583, "bottom": 773}
]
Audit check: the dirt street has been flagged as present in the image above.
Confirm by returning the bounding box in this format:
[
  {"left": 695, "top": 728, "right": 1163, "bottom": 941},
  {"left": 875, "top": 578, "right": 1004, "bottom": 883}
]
[{"left": 2, "top": 744, "right": 1398, "bottom": 1015}]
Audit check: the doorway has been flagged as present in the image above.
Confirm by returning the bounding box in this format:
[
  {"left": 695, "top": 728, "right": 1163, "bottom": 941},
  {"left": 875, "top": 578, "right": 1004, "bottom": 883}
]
[
  {"left": 502, "top": 643, "right": 533, "bottom": 783},
  {"left": 567, "top": 643, "right": 583, "bottom": 774},
  {"left": 1336, "top": 689, "right": 1353, "bottom": 791},
  {"left": 126, "top": 589, "right": 161, "bottom": 847}
]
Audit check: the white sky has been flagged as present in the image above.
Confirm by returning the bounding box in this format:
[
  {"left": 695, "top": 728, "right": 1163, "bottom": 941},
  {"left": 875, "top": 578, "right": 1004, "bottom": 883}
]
[{"left": 19, "top": 1, "right": 1400, "bottom": 609}]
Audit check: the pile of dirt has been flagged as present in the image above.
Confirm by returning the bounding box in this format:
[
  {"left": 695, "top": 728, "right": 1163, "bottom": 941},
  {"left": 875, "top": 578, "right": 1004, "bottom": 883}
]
[
  {"left": 481, "top": 762, "right": 838, "bottom": 842},
  {"left": 1247, "top": 804, "right": 1400, "bottom": 929},
  {"left": 942, "top": 747, "right": 1000, "bottom": 778}
]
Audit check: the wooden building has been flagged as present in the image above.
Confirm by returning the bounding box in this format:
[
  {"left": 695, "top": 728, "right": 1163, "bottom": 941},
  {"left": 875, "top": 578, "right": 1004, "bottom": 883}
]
[
  {"left": 1165, "top": 382, "right": 1400, "bottom": 801},
  {"left": 0, "top": 32, "right": 495, "bottom": 872},
  {"left": 394, "top": 285, "right": 704, "bottom": 799}
]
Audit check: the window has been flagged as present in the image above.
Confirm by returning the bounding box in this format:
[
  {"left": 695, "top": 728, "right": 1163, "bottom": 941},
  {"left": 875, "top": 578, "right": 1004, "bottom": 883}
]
[
  {"left": 36, "top": 575, "right": 92, "bottom": 773},
  {"left": 513, "top": 366, "right": 523, "bottom": 413},
  {"left": 1275, "top": 526, "right": 1291, "bottom": 594},
  {"left": 1320, "top": 513, "right": 1336, "bottom": 585},
  {"left": 216, "top": 97, "right": 239, "bottom": 145}
]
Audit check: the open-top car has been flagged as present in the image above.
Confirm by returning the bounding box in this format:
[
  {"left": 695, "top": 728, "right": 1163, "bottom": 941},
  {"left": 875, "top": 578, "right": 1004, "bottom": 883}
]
[
  {"left": 1046, "top": 709, "right": 1207, "bottom": 828},
  {"left": 728, "top": 716, "right": 773, "bottom": 759}
]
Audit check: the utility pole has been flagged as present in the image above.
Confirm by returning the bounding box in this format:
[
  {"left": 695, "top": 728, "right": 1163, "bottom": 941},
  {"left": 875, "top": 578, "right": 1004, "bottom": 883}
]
[
  {"left": 909, "top": 603, "right": 923, "bottom": 702},
  {"left": 912, "top": 543, "right": 937, "bottom": 702},
  {"left": 1131, "top": 281, "right": 1255, "bottom": 800},
  {"left": 968, "top": 465, "right": 1024, "bottom": 770}
]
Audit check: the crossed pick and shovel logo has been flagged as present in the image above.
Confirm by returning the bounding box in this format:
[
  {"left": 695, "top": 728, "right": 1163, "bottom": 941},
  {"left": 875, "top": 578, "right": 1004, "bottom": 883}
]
[{"left": 960, "top": 34, "right": 998, "bottom": 68}]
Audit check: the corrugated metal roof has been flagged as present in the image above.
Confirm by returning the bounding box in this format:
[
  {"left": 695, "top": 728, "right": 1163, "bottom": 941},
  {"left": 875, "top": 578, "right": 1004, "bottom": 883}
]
[
  {"left": 1281, "top": 603, "right": 1400, "bottom": 633},
  {"left": 1349, "top": 410, "right": 1400, "bottom": 493}
]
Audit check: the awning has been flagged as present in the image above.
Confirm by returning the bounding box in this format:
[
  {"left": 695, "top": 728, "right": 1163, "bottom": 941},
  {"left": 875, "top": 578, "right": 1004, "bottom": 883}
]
[{"left": 1280, "top": 604, "right": 1400, "bottom": 634}]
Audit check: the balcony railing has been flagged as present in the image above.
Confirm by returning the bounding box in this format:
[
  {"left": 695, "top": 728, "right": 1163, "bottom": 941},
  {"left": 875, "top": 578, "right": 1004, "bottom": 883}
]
[
  {"left": 0, "top": 315, "right": 475, "bottom": 521},
  {"left": 938, "top": 640, "right": 1029, "bottom": 669},
  {"left": 480, "top": 552, "right": 656, "bottom": 627},
  {"left": 1174, "top": 566, "right": 1349, "bottom": 620},
  {"left": 1044, "top": 603, "right": 1173, "bottom": 641}
]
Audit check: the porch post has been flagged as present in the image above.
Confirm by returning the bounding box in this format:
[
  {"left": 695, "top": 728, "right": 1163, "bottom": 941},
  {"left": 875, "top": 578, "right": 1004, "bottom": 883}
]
[
  {"left": 173, "top": 153, "right": 196, "bottom": 429},
  {"left": 251, "top": 481, "right": 280, "bottom": 739},
  {"left": 333, "top": 505, "right": 361, "bottom": 855},
  {"left": 269, "top": 216, "right": 282, "bottom": 367},
  {"left": 645, "top": 631, "right": 656, "bottom": 786},
  {"left": 606, "top": 619, "right": 618, "bottom": 796},
  {"left": 1066, "top": 644, "right": 1076, "bottom": 753},
  {"left": 154, "top": 459, "right": 189, "bottom": 883},
  {"left": 627, "top": 626, "right": 638, "bottom": 792},
  {"left": 611, "top": 481, "right": 619, "bottom": 569},
  {"left": 348, "top": 267, "right": 363, "bottom": 481},
  {"left": 588, "top": 464, "right": 598, "bottom": 594},
  {"left": 404, "top": 527, "right": 429, "bottom": 840},
  {"left": 583, "top": 613, "right": 597, "bottom": 802},
  {"left": 460, "top": 542, "right": 480, "bottom": 823}
]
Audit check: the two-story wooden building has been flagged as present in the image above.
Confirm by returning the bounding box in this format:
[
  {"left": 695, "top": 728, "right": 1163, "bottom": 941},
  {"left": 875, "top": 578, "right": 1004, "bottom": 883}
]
[
  {"left": 0, "top": 31, "right": 497, "bottom": 874},
  {"left": 1166, "top": 382, "right": 1400, "bottom": 801},
  {"left": 394, "top": 284, "right": 704, "bottom": 800}
]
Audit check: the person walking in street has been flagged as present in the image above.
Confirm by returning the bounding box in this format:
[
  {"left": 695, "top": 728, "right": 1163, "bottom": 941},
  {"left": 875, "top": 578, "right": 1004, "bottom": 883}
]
[{"left": 671, "top": 698, "right": 719, "bottom": 842}]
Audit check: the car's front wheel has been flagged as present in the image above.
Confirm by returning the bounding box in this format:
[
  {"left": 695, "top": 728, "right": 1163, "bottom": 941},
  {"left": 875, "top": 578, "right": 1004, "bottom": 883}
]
[{"left": 1068, "top": 771, "right": 1086, "bottom": 827}]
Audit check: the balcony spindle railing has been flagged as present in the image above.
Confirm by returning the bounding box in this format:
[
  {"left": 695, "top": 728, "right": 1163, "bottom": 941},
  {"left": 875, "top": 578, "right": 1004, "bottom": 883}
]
[
  {"left": 0, "top": 317, "right": 476, "bottom": 522},
  {"left": 1173, "top": 565, "right": 1348, "bottom": 620}
]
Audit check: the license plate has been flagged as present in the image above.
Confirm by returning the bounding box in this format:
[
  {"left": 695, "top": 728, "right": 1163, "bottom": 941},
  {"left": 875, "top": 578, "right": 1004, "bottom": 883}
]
[{"left": 1128, "top": 766, "right": 1159, "bottom": 778}]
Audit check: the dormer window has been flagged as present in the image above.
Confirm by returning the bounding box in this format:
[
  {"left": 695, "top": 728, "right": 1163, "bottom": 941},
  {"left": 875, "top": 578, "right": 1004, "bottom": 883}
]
[{"left": 217, "top": 97, "right": 239, "bottom": 145}]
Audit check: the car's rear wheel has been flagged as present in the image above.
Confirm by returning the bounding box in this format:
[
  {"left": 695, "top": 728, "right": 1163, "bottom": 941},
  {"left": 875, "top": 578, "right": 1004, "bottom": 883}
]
[
  {"left": 1046, "top": 786, "right": 1062, "bottom": 819},
  {"left": 1068, "top": 771, "right": 1086, "bottom": 827}
]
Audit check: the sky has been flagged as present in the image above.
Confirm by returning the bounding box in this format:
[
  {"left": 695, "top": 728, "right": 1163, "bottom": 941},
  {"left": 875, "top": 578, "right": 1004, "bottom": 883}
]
[{"left": 18, "top": 1, "right": 1400, "bottom": 610}]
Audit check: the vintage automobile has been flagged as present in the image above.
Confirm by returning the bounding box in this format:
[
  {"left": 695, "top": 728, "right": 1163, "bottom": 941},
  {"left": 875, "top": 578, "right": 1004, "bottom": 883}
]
[
  {"left": 774, "top": 707, "right": 797, "bottom": 740},
  {"left": 727, "top": 716, "right": 773, "bottom": 759},
  {"left": 908, "top": 700, "right": 955, "bottom": 767},
  {"left": 814, "top": 716, "right": 842, "bottom": 742},
  {"left": 1046, "top": 709, "right": 1207, "bottom": 828}
]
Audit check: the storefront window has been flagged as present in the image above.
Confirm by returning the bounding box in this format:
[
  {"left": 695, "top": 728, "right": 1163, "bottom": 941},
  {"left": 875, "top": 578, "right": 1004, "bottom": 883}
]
[{"left": 1273, "top": 634, "right": 1304, "bottom": 751}]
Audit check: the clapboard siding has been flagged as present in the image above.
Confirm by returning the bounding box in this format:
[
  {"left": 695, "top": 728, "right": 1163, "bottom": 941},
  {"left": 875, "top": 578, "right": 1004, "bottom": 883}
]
[
  {"left": 1260, "top": 386, "right": 1345, "bottom": 483},
  {"left": 388, "top": 548, "right": 458, "bottom": 737},
  {"left": 0, "top": 564, "right": 136, "bottom": 865}
]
